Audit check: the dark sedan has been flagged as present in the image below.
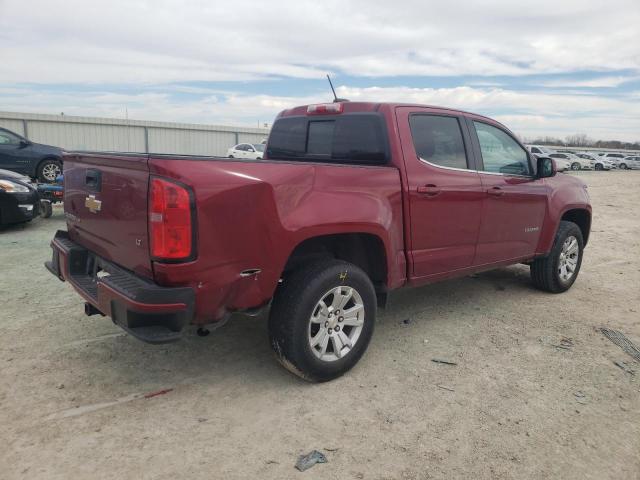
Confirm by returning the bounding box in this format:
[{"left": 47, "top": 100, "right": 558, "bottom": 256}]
[
  {"left": 0, "top": 127, "right": 63, "bottom": 182},
  {"left": 0, "top": 168, "right": 40, "bottom": 227}
]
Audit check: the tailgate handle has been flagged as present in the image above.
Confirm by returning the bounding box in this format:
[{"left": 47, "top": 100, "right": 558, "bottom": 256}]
[{"left": 85, "top": 169, "right": 102, "bottom": 192}]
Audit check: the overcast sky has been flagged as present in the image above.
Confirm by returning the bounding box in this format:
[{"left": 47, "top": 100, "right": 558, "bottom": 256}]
[{"left": 1, "top": 0, "right": 639, "bottom": 141}]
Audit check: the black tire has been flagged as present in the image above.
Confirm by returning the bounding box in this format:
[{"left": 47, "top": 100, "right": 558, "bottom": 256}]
[
  {"left": 530, "top": 221, "right": 584, "bottom": 293},
  {"left": 40, "top": 201, "right": 53, "bottom": 219},
  {"left": 269, "top": 259, "right": 376, "bottom": 382},
  {"left": 619, "top": 163, "right": 627, "bottom": 170},
  {"left": 37, "top": 158, "right": 62, "bottom": 183},
  {"left": 571, "top": 162, "right": 581, "bottom": 171},
  {"left": 595, "top": 163, "right": 603, "bottom": 171}
]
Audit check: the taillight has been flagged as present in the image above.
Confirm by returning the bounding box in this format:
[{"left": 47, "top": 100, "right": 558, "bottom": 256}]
[
  {"left": 149, "top": 177, "right": 194, "bottom": 261},
  {"left": 307, "top": 103, "right": 344, "bottom": 115}
]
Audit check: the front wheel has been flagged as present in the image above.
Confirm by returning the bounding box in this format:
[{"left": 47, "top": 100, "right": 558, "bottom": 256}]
[
  {"left": 619, "top": 163, "right": 627, "bottom": 169},
  {"left": 595, "top": 164, "right": 603, "bottom": 171},
  {"left": 571, "top": 162, "right": 581, "bottom": 170},
  {"left": 269, "top": 260, "right": 376, "bottom": 382},
  {"left": 530, "top": 221, "right": 584, "bottom": 293},
  {"left": 37, "top": 159, "right": 62, "bottom": 183}
]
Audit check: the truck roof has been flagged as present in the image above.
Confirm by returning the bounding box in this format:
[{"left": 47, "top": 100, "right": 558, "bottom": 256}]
[{"left": 277, "top": 101, "right": 509, "bottom": 133}]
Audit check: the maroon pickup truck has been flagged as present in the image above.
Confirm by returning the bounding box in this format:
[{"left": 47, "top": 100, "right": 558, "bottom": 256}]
[{"left": 47, "top": 101, "right": 591, "bottom": 381}]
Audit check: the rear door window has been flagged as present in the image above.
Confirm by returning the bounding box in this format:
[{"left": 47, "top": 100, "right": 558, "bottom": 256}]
[{"left": 408, "top": 115, "right": 469, "bottom": 170}]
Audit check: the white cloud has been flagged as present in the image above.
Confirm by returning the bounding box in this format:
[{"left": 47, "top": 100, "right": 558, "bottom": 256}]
[
  {"left": 0, "top": 0, "right": 638, "bottom": 141},
  {"left": 0, "top": 0, "right": 639, "bottom": 83},
  {"left": 2, "top": 85, "right": 639, "bottom": 141}
]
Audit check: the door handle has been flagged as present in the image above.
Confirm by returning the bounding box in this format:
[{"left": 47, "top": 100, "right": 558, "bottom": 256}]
[
  {"left": 487, "top": 187, "right": 504, "bottom": 196},
  {"left": 417, "top": 184, "right": 441, "bottom": 196}
]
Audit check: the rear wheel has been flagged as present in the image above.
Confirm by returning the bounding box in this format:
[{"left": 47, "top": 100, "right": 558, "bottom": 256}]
[
  {"left": 269, "top": 260, "right": 376, "bottom": 382},
  {"left": 37, "top": 158, "right": 62, "bottom": 183},
  {"left": 530, "top": 221, "right": 584, "bottom": 293},
  {"left": 571, "top": 162, "right": 581, "bottom": 170}
]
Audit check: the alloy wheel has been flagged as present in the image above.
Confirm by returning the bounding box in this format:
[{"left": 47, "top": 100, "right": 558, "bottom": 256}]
[
  {"left": 308, "top": 286, "right": 365, "bottom": 362},
  {"left": 558, "top": 235, "right": 579, "bottom": 283}
]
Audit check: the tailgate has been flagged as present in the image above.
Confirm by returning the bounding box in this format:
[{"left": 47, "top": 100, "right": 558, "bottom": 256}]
[{"left": 63, "top": 153, "right": 153, "bottom": 278}]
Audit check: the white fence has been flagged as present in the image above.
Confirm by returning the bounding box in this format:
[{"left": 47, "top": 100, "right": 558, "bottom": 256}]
[{"left": 0, "top": 111, "right": 270, "bottom": 157}]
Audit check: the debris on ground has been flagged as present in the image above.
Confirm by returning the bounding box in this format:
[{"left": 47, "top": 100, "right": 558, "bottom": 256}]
[
  {"left": 431, "top": 358, "right": 458, "bottom": 366},
  {"left": 400, "top": 318, "right": 412, "bottom": 326},
  {"left": 554, "top": 337, "right": 574, "bottom": 350},
  {"left": 599, "top": 328, "right": 640, "bottom": 362},
  {"left": 436, "top": 385, "right": 455, "bottom": 392},
  {"left": 144, "top": 388, "right": 174, "bottom": 399},
  {"left": 613, "top": 361, "right": 636, "bottom": 376},
  {"left": 574, "top": 391, "right": 588, "bottom": 405},
  {"left": 295, "top": 450, "right": 327, "bottom": 472}
]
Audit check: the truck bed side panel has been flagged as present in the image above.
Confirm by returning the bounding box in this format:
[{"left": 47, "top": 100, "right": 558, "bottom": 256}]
[{"left": 148, "top": 158, "right": 405, "bottom": 324}]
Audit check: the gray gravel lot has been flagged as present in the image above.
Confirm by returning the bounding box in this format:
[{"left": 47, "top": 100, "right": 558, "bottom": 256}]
[{"left": 1, "top": 171, "right": 639, "bottom": 479}]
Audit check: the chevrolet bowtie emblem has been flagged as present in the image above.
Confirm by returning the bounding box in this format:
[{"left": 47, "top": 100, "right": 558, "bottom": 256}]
[{"left": 85, "top": 195, "right": 102, "bottom": 213}]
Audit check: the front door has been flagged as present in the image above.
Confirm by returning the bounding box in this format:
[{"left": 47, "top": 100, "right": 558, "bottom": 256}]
[
  {"left": 466, "top": 118, "right": 548, "bottom": 265},
  {"left": 0, "top": 130, "right": 28, "bottom": 173},
  {"left": 396, "top": 107, "right": 484, "bottom": 279}
]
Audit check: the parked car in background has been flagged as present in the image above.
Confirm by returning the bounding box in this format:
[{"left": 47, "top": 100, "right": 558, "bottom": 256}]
[
  {"left": 526, "top": 145, "right": 555, "bottom": 156},
  {"left": 227, "top": 143, "right": 265, "bottom": 159},
  {"left": 0, "top": 127, "right": 64, "bottom": 182},
  {"left": 576, "top": 152, "right": 614, "bottom": 170},
  {"left": 601, "top": 153, "right": 627, "bottom": 168},
  {"left": 620, "top": 155, "right": 640, "bottom": 170},
  {"left": 545, "top": 153, "right": 570, "bottom": 171},
  {"left": 0, "top": 168, "right": 40, "bottom": 226},
  {"left": 549, "top": 152, "right": 593, "bottom": 171},
  {"left": 47, "top": 101, "right": 592, "bottom": 381}
]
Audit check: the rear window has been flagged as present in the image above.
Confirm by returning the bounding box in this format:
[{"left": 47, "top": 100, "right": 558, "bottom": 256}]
[{"left": 266, "top": 114, "right": 388, "bottom": 165}]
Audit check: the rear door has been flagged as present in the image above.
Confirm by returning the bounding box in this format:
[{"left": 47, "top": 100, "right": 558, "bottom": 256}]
[
  {"left": 466, "top": 118, "right": 548, "bottom": 265},
  {"left": 396, "top": 107, "right": 484, "bottom": 279},
  {"left": 64, "top": 153, "right": 153, "bottom": 278}
]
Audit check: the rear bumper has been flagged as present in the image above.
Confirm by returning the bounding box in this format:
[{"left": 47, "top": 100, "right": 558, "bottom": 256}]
[{"left": 46, "top": 230, "right": 195, "bottom": 344}]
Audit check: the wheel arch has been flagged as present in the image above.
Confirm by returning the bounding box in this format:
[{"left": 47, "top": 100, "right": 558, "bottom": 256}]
[
  {"left": 34, "top": 155, "right": 62, "bottom": 178},
  {"left": 280, "top": 232, "right": 390, "bottom": 305},
  {"left": 560, "top": 208, "right": 591, "bottom": 246}
]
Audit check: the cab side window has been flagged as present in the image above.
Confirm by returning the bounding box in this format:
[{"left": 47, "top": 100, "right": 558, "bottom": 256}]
[
  {"left": 474, "top": 122, "right": 531, "bottom": 176},
  {"left": 409, "top": 115, "right": 469, "bottom": 170}
]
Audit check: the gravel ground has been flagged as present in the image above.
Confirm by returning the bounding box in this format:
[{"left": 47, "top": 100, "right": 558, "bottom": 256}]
[{"left": 1, "top": 171, "right": 639, "bottom": 480}]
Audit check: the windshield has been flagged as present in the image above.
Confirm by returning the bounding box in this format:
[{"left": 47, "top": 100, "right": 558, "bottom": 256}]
[{"left": 252, "top": 144, "right": 265, "bottom": 152}]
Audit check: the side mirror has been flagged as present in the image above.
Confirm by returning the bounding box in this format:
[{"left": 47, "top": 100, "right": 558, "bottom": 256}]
[
  {"left": 537, "top": 156, "right": 556, "bottom": 178},
  {"left": 248, "top": 148, "right": 255, "bottom": 152},
  {"left": 19, "top": 139, "right": 31, "bottom": 148}
]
